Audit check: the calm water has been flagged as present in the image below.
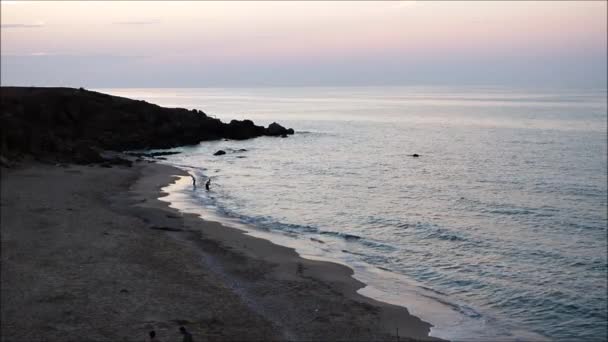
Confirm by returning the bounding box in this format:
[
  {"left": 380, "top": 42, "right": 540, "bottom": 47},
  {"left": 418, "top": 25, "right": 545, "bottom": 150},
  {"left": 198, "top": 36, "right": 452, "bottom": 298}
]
[{"left": 100, "top": 87, "right": 607, "bottom": 341}]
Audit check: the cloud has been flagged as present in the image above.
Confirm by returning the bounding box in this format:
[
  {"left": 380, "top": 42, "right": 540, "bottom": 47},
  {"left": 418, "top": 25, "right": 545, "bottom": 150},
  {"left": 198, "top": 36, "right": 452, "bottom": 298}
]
[
  {"left": 112, "top": 20, "right": 160, "bottom": 25},
  {"left": 1, "top": 22, "right": 44, "bottom": 28},
  {"left": 0, "top": 53, "right": 149, "bottom": 59},
  {"left": 28, "top": 52, "right": 53, "bottom": 56}
]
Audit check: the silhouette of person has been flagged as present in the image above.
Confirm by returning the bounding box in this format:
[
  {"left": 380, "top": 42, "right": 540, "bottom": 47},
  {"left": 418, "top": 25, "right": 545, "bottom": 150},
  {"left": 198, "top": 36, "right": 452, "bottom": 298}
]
[
  {"left": 179, "top": 326, "right": 193, "bottom": 342},
  {"left": 190, "top": 174, "right": 196, "bottom": 189},
  {"left": 149, "top": 330, "right": 162, "bottom": 342},
  {"left": 205, "top": 178, "right": 211, "bottom": 191}
]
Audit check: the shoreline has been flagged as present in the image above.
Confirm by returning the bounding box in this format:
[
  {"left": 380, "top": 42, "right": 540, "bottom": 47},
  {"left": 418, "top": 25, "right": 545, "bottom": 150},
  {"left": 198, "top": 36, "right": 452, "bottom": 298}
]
[
  {"left": 158, "top": 169, "right": 463, "bottom": 341},
  {"left": 1, "top": 160, "right": 441, "bottom": 341}
]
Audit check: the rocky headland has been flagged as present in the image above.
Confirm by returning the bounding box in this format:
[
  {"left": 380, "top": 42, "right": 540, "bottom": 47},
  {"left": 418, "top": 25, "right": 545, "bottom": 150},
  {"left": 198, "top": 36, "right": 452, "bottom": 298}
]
[{"left": 0, "top": 87, "right": 294, "bottom": 165}]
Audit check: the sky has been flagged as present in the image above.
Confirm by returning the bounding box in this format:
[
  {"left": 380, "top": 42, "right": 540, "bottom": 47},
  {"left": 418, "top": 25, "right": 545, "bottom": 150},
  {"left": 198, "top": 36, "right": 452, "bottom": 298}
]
[{"left": 1, "top": 1, "right": 606, "bottom": 88}]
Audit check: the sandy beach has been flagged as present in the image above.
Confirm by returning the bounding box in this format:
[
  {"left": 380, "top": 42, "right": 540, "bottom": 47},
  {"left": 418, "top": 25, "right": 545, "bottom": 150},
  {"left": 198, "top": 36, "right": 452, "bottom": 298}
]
[{"left": 1, "top": 160, "right": 439, "bottom": 341}]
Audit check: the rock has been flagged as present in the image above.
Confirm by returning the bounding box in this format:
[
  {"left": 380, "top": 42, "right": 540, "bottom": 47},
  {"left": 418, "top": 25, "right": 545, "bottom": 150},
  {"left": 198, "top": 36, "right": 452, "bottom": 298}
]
[
  {"left": 213, "top": 150, "right": 226, "bottom": 156},
  {"left": 126, "top": 152, "right": 146, "bottom": 157},
  {"left": 281, "top": 134, "right": 288, "bottom": 138},
  {"left": 286, "top": 128, "right": 295, "bottom": 135},
  {"left": 412, "top": 154, "right": 420, "bottom": 157},
  {"left": 224, "top": 119, "right": 265, "bottom": 140},
  {"left": 150, "top": 226, "right": 183, "bottom": 232},
  {"left": 127, "top": 151, "right": 180, "bottom": 158},
  {"left": 265, "top": 122, "right": 294, "bottom": 136},
  {"left": 149, "top": 151, "right": 180, "bottom": 157}
]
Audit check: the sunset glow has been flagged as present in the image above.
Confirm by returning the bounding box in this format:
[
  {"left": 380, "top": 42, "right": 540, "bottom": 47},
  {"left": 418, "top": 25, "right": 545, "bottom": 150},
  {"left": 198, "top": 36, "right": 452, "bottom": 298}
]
[{"left": 1, "top": 1, "right": 606, "bottom": 87}]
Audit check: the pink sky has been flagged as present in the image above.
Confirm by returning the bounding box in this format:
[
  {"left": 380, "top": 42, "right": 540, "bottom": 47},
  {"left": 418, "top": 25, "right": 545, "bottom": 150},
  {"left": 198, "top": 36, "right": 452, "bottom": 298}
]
[{"left": 1, "top": 1, "right": 606, "bottom": 87}]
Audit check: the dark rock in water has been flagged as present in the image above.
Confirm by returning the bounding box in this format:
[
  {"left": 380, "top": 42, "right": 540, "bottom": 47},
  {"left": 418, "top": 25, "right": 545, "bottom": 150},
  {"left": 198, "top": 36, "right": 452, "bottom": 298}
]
[
  {"left": 224, "top": 119, "right": 265, "bottom": 140},
  {"left": 150, "top": 226, "right": 183, "bottom": 232},
  {"left": 126, "top": 152, "right": 146, "bottom": 158},
  {"left": 0, "top": 87, "right": 293, "bottom": 164},
  {"left": 213, "top": 150, "right": 226, "bottom": 156},
  {"left": 126, "top": 151, "right": 180, "bottom": 159},
  {"left": 237, "top": 148, "right": 247, "bottom": 152},
  {"left": 412, "top": 154, "right": 420, "bottom": 157},
  {"left": 148, "top": 151, "right": 180, "bottom": 157},
  {"left": 265, "top": 122, "right": 295, "bottom": 137},
  {"left": 266, "top": 122, "right": 285, "bottom": 136}
]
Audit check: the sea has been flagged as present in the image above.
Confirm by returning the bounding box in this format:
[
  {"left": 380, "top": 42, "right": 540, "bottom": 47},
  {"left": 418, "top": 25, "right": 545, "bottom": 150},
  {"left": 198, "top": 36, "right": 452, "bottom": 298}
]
[{"left": 97, "top": 86, "right": 608, "bottom": 341}]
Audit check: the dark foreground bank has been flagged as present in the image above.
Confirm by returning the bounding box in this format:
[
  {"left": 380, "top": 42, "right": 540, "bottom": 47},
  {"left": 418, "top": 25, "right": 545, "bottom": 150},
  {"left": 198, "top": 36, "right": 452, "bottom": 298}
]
[{"left": 0, "top": 161, "right": 440, "bottom": 341}]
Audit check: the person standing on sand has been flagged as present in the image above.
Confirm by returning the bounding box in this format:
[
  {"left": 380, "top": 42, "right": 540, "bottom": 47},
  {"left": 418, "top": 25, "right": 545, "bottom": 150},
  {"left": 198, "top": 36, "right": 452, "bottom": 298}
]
[
  {"left": 205, "top": 178, "right": 211, "bottom": 191},
  {"left": 179, "top": 326, "right": 194, "bottom": 342},
  {"left": 148, "top": 330, "right": 162, "bottom": 342}
]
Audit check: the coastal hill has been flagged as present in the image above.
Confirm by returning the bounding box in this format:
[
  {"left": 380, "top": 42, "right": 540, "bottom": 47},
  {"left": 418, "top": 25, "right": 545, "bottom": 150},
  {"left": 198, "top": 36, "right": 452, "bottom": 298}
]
[{"left": 0, "top": 87, "right": 294, "bottom": 163}]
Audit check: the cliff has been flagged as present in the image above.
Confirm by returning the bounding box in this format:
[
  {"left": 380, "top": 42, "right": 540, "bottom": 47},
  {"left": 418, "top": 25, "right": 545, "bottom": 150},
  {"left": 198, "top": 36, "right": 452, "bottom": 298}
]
[{"left": 0, "top": 87, "right": 294, "bottom": 163}]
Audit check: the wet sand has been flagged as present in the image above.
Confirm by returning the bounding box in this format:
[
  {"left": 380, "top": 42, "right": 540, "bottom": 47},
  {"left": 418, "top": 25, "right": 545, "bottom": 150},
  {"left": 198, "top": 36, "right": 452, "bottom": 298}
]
[{"left": 1, "top": 161, "right": 441, "bottom": 341}]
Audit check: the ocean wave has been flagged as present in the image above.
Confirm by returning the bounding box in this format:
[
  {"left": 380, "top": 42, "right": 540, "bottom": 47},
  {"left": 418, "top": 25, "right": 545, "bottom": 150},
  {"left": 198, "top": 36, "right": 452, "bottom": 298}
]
[
  {"left": 420, "top": 293, "right": 483, "bottom": 319},
  {"left": 408, "top": 221, "right": 475, "bottom": 244},
  {"left": 223, "top": 212, "right": 321, "bottom": 235},
  {"left": 363, "top": 216, "right": 477, "bottom": 244},
  {"left": 196, "top": 192, "right": 399, "bottom": 252},
  {"left": 486, "top": 208, "right": 534, "bottom": 216},
  {"left": 320, "top": 231, "right": 361, "bottom": 240}
]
